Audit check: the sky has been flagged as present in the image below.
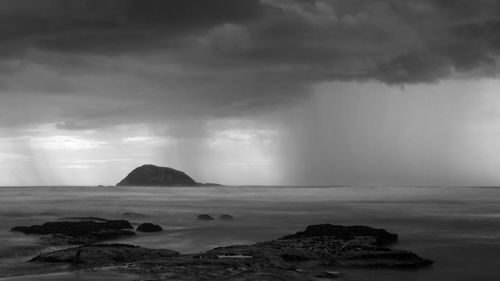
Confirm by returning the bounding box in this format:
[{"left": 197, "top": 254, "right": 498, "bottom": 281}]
[{"left": 1, "top": 0, "right": 500, "bottom": 186}]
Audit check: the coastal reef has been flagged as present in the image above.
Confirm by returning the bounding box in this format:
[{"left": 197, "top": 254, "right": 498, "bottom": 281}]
[
  {"left": 23, "top": 223, "right": 433, "bottom": 280},
  {"left": 11, "top": 217, "right": 135, "bottom": 245}
]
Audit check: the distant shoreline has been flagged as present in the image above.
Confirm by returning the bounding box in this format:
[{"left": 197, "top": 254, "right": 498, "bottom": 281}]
[{"left": 0, "top": 185, "right": 499, "bottom": 188}]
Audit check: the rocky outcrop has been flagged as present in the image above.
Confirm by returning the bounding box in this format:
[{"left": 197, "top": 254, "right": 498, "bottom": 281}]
[
  {"left": 197, "top": 214, "right": 215, "bottom": 220},
  {"left": 137, "top": 223, "right": 163, "bottom": 232},
  {"left": 31, "top": 244, "right": 179, "bottom": 266},
  {"left": 29, "top": 224, "right": 433, "bottom": 280},
  {"left": 281, "top": 224, "right": 398, "bottom": 245},
  {"left": 117, "top": 165, "right": 197, "bottom": 186},
  {"left": 219, "top": 214, "right": 234, "bottom": 220},
  {"left": 11, "top": 218, "right": 135, "bottom": 245}
]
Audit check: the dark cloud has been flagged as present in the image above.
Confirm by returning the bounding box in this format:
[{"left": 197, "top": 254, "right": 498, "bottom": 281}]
[
  {"left": 1, "top": 0, "right": 500, "bottom": 129},
  {"left": 0, "top": 0, "right": 263, "bottom": 54}
]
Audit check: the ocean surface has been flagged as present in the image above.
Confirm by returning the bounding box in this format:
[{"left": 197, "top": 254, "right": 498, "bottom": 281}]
[{"left": 0, "top": 185, "right": 499, "bottom": 281}]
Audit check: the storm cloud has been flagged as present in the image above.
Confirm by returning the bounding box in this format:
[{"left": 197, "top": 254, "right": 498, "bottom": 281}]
[
  {"left": 1, "top": 1, "right": 500, "bottom": 185},
  {"left": 0, "top": 0, "right": 499, "bottom": 129}
]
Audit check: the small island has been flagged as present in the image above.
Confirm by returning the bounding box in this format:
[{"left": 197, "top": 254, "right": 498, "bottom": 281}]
[{"left": 116, "top": 164, "right": 222, "bottom": 187}]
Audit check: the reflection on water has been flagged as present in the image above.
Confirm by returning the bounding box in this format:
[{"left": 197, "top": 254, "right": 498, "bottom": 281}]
[{"left": 0, "top": 186, "right": 499, "bottom": 280}]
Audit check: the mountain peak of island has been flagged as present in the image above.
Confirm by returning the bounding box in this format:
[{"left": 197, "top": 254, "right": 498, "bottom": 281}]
[{"left": 117, "top": 164, "right": 203, "bottom": 187}]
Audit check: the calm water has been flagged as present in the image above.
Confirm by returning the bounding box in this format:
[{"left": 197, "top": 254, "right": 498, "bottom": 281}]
[{"left": 0, "top": 186, "right": 499, "bottom": 280}]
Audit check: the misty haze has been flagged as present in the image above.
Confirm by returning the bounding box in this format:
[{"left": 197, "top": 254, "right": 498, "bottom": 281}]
[{"left": 0, "top": 1, "right": 499, "bottom": 281}]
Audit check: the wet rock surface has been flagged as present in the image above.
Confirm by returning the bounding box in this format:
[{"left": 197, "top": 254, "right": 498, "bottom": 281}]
[
  {"left": 281, "top": 224, "right": 398, "bottom": 245},
  {"left": 137, "top": 223, "right": 163, "bottom": 232},
  {"left": 31, "top": 244, "right": 179, "bottom": 266},
  {"left": 11, "top": 218, "right": 135, "bottom": 245},
  {"left": 219, "top": 214, "right": 234, "bottom": 220},
  {"left": 27, "top": 224, "right": 433, "bottom": 280},
  {"left": 197, "top": 214, "right": 215, "bottom": 220}
]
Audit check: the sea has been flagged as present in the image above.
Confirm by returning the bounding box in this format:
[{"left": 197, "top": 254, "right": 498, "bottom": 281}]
[{"left": 0, "top": 185, "right": 499, "bottom": 281}]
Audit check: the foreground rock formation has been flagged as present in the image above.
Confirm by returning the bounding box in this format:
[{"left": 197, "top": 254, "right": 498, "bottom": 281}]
[
  {"left": 11, "top": 218, "right": 135, "bottom": 245},
  {"left": 219, "top": 214, "right": 235, "bottom": 220},
  {"left": 29, "top": 223, "right": 433, "bottom": 280},
  {"left": 137, "top": 223, "right": 163, "bottom": 232},
  {"left": 31, "top": 244, "right": 179, "bottom": 266},
  {"left": 197, "top": 214, "right": 215, "bottom": 220},
  {"left": 281, "top": 224, "right": 398, "bottom": 245}
]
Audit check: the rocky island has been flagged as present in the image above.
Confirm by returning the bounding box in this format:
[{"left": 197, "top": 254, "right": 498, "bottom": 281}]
[
  {"left": 12, "top": 217, "right": 433, "bottom": 281},
  {"left": 116, "top": 164, "right": 222, "bottom": 187}
]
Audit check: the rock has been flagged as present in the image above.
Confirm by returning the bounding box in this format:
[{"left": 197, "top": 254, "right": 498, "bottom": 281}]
[
  {"left": 31, "top": 244, "right": 179, "bottom": 266},
  {"left": 281, "top": 224, "right": 398, "bottom": 245},
  {"left": 334, "top": 245, "right": 434, "bottom": 267},
  {"left": 197, "top": 214, "right": 215, "bottom": 220},
  {"left": 219, "top": 214, "right": 234, "bottom": 220},
  {"left": 59, "top": 217, "right": 110, "bottom": 222},
  {"left": 204, "top": 224, "right": 431, "bottom": 268},
  {"left": 121, "top": 212, "right": 147, "bottom": 218},
  {"left": 29, "top": 224, "right": 433, "bottom": 280},
  {"left": 137, "top": 223, "right": 163, "bottom": 232},
  {"left": 316, "top": 271, "right": 341, "bottom": 278},
  {"left": 116, "top": 164, "right": 198, "bottom": 186},
  {"left": 11, "top": 219, "right": 135, "bottom": 245}
]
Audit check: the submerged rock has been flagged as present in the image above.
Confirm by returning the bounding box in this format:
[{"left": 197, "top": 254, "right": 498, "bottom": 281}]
[
  {"left": 116, "top": 164, "right": 197, "bottom": 186},
  {"left": 31, "top": 244, "right": 179, "bottom": 266},
  {"left": 219, "top": 214, "right": 234, "bottom": 220},
  {"left": 11, "top": 219, "right": 135, "bottom": 245},
  {"left": 137, "top": 223, "right": 163, "bottom": 232},
  {"left": 197, "top": 214, "right": 215, "bottom": 220}
]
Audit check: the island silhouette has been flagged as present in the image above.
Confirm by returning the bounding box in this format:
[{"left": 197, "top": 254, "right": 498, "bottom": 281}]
[{"left": 117, "top": 164, "right": 222, "bottom": 187}]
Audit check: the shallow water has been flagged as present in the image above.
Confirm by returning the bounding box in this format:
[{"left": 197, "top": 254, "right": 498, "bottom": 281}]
[{"left": 0, "top": 186, "right": 499, "bottom": 280}]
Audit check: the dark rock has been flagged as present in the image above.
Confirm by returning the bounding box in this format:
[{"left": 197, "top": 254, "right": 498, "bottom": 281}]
[
  {"left": 31, "top": 244, "right": 179, "bottom": 266},
  {"left": 30, "top": 224, "right": 433, "bottom": 280},
  {"left": 316, "top": 271, "right": 341, "bottom": 278},
  {"left": 121, "top": 212, "right": 147, "bottom": 218},
  {"left": 281, "top": 253, "right": 309, "bottom": 262},
  {"left": 219, "top": 214, "right": 234, "bottom": 220},
  {"left": 12, "top": 220, "right": 133, "bottom": 235},
  {"left": 137, "top": 223, "right": 163, "bottom": 232},
  {"left": 334, "top": 245, "right": 434, "bottom": 267},
  {"left": 204, "top": 225, "right": 431, "bottom": 268},
  {"left": 34, "top": 245, "right": 305, "bottom": 280},
  {"left": 59, "top": 217, "right": 110, "bottom": 222},
  {"left": 281, "top": 224, "right": 398, "bottom": 245},
  {"left": 39, "top": 230, "right": 136, "bottom": 245},
  {"left": 197, "top": 214, "right": 215, "bottom": 220},
  {"left": 11, "top": 219, "right": 135, "bottom": 245},
  {"left": 116, "top": 164, "right": 197, "bottom": 186}
]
